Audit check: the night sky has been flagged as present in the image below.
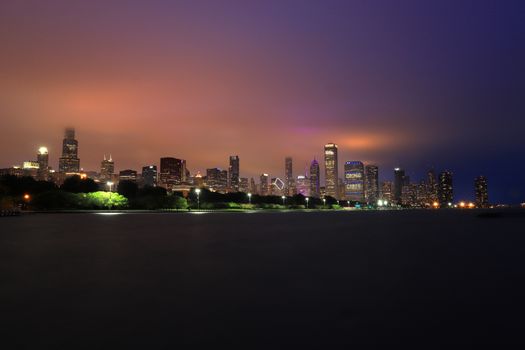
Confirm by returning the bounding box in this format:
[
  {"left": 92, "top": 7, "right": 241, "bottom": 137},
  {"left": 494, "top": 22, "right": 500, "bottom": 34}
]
[{"left": 0, "top": 0, "right": 524, "bottom": 203}]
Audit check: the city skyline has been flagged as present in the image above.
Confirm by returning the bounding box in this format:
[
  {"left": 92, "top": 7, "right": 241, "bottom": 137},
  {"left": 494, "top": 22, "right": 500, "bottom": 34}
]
[
  {"left": 0, "top": 127, "right": 500, "bottom": 205},
  {"left": 1, "top": 1, "right": 524, "bottom": 203}
]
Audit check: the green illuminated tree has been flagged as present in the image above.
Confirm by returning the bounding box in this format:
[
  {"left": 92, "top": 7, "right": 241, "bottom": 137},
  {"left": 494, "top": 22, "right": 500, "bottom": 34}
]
[{"left": 80, "top": 192, "right": 128, "bottom": 209}]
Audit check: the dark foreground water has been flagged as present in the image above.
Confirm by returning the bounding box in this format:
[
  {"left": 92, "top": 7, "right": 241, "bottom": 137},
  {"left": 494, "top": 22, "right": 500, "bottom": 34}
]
[{"left": 1, "top": 210, "right": 525, "bottom": 347}]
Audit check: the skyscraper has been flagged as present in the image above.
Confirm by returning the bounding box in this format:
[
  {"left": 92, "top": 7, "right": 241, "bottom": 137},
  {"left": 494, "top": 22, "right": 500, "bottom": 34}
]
[
  {"left": 285, "top": 157, "right": 293, "bottom": 196},
  {"left": 393, "top": 168, "right": 405, "bottom": 204},
  {"left": 271, "top": 178, "right": 285, "bottom": 196},
  {"left": 364, "top": 165, "right": 379, "bottom": 204},
  {"left": 100, "top": 155, "right": 114, "bottom": 182},
  {"left": 438, "top": 171, "right": 453, "bottom": 206},
  {"left": 206, "top": 168, "right": 228, "bottom": 192},
  {"left": 58, "top": 128, "right": 80, "bottom": 173},
  {"left": 426, "top": 169, "right": 439, "bottom": 203},
  {"left": 36, "top": 146, "right": 49, "bottom": 181},
  {"left": 249, "top": 177, "right": 256, "bottom": 194},
  {"left": 119, "top": 169, "right": 137, "bottom": 182},
  {"left": 380, "top": 181, "right": 394, "bottom": 202},
  {"left": 309, "top": 158, "right": 320, "bottom": 198},
  {"left": 260, "top": 173, "right": 269, "bottom": 196},
  {"left": 344, "top": 161, "right": 365, "bottom": 202},
  {"left": 142, "top": 165, "right": 157, "bottom": 187},
  {"left": 229, "top": 155, "right": 240, "bottom": 192},
  {"left": 296, "top": 175, "right": 310, "bottom": 197},
  {"left": 324, "top": 143, "right": 339, "bottom": 199},
  {"left": 475, "top": 176, "right": 489, "bottom": 208},
  {"left": 239, "top": 177, "right": 249, "bottom": 193},
  {"left": 160, "top": 157, "right": 185, "bottom": 189}
]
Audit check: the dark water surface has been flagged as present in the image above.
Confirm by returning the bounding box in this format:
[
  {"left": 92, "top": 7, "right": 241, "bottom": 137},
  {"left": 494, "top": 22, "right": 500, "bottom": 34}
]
[{"left": 1, "top": 210, "right": 525, "bottom": 347}]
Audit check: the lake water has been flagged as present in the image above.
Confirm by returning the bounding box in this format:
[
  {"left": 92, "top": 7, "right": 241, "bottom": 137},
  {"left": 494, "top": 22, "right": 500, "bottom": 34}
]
[{"left": 1, "top": 210, "right": 525, "bottom": 347}]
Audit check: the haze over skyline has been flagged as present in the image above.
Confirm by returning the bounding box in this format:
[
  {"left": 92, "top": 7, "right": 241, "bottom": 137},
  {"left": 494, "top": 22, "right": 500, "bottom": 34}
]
[{"left": 1, "top": 0, "right": 524, "bottom": 203}]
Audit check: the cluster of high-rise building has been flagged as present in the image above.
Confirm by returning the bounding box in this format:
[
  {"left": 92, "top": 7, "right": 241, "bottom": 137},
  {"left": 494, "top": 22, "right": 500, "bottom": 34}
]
[{"left": 0, "top": 129, "right": 491, "bottom": 207}]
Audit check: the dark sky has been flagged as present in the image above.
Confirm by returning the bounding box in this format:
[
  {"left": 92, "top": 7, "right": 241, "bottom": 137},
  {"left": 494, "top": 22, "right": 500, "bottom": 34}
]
[{"left": 0, "top": 0, "right": 524, "bottom": 203}]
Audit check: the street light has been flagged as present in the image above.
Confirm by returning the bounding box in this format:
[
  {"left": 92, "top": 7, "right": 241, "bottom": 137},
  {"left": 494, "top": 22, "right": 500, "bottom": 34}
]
[
  {"left": 305, "top": 197, "right": 309, "bottom": 209},
  {"left": 195, "top": 188, "right": 201, "bottom": 209},
  {"left": 281, "top": 195, "right": 286, "bottom": 206},
  {"left": 323, "top": 198, "right": 326, "bottom": 208},
  {"left": 347, "top": 200, "right": 350, "bottom": 207},
  {"left": 247, "top": 193, "right": 252, "bottom": 204},
  {"left": 106, "top": 182, "right": 114, "bottom": 210}
]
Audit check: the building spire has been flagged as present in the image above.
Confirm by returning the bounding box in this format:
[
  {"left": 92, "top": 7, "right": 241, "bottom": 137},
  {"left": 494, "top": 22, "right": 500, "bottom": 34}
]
[
  {"left": 103, "top": 154, "right": 106, "bottom": 161},
  {"left": 109, "top": 154, "right": 112, "bottom": 162}
]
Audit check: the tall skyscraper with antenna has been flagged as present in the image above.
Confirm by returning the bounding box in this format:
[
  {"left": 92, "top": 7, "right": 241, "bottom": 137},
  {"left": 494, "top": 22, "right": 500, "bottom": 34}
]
[
  {"left": 100, "top": 154, "right": 115, "bottom": 182},
  {"left": 58, "top": 127, "right": 80, "bottom": 173}
]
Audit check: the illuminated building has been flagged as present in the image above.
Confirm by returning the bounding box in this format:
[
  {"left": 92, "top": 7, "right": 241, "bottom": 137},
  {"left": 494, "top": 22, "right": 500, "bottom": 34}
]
[
  {"left": 393, "top": 168, "right": 405, "bottom": 204},
  {"left": 36, "top": 147, "right": 49, "bottom": 181},
  {"left": 119, "top": 169, "right": 137, "bottom": 182},
  {"left": 380, "top": 181, "right": 393, "bottom": 202},
  {"left": 22, "top": 161, "right": 39, "bottom": 179},
  {"left": 22, "top": 161, "right": 39, "bottom": 169},
  {"left": 260, "top": 173, "right": 269, "bottom": 196},
  {"left": 438, "top": 171, "right": 453, "bottom": 206},
  {"left": 229, "top": 155, "right": 240, "bottom": 192},
  {"left": 239, "top": 177, "right": 249, "bottom": 193},
  {"left": 309, "top": 158, "right": 320, "bottom": 198},
  {"left": 193, "top": 171, "right": 204, "bottom": 187},
  {"left": 364, "top": 165, "right": 379, "bottom": 204},
  {"left": 249, "top": 177, "right": 257, "bottom": 194},
  {"left": 142, "top": 165, "right": 157, "bottom": 187},
  {"left": 100, "top": 155, "right": 114, "bottom": 182},
  {"left": 58, "top": 128, "right": 80, "bottom": 174},
  {"left": 271, "top": 177, "right": 285, "bottom": 196},
  {"left": 401, "top": 182, "right": 419, "bottom": 207},
  {"left": 23, "top": 161, "right": 39, "bottom": 169},
  {"left": 475, "top": 176, "right": 489, "bottom": 208},
  {"left": 344, "top": 161, "right": 364, "bottom": 202},
  {"left": 285, "top": 157, "right": 294, "bottom": 195},
  {"left": 160, "top": 157, "right": 185, "bottom": 189},
  {"left": 206, "top": 168, "right": 219, "bottom": 190},
  {"left": 218, "top": 170, "right": 228, "bottom": 192},
  {"left": 0, "top": 167, "right": 21, "bottom": 177},
  {"left": 417, "top": 180, "right": 429, "bottom": 207},
  {"left": 324, "top": 143, "right": 339, "bottom": 199},
  {"left": 319, "top": 186, "right": 326, "bottom": 198},
  {"left": 296, "top": 175, "right": 310, "bottom": 197},
  {"left": 338, "top": 178, "right": 345, "bottom": 200},
  {"left": 426, "top": 169, "right": 439, "bottom": 203},
  {"left": 206, "top": 168, "right": 228, "bottom": 192}
]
